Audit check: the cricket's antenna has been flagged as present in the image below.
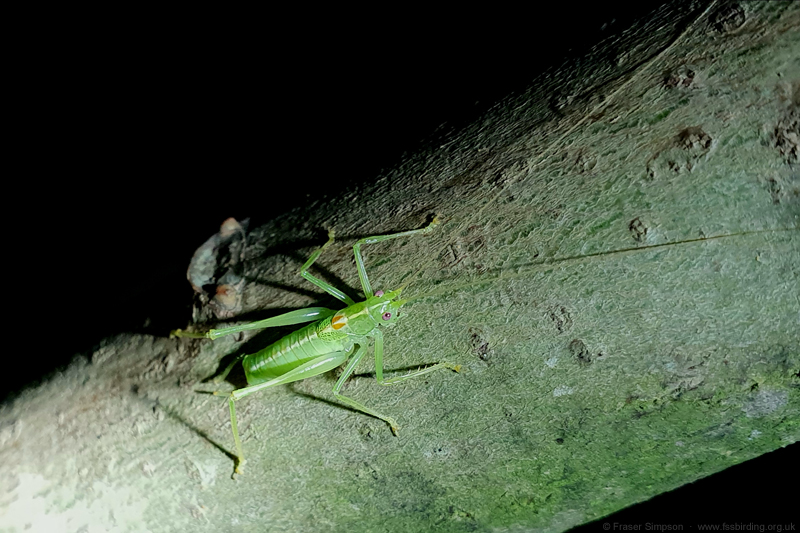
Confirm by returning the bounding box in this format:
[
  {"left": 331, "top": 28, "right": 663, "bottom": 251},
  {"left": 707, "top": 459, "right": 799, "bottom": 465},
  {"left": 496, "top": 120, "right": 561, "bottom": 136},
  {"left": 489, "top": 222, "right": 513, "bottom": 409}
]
[{"left": 405, "top": 226, "right": 798, "bottom": 304}]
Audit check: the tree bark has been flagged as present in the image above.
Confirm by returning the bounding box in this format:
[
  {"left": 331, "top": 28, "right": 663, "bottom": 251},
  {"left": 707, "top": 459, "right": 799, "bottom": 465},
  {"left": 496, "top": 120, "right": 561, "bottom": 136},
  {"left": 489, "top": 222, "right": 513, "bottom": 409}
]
[{"left": 2, "top": 1, "right": 798, "bottom": 531}]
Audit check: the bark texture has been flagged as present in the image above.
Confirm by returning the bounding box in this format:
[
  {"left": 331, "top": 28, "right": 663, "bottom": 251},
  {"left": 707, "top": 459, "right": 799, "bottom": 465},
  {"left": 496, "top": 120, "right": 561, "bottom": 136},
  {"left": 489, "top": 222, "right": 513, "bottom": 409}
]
[{"left": 2, "top": 2, "right": 798, "bottom": 531}]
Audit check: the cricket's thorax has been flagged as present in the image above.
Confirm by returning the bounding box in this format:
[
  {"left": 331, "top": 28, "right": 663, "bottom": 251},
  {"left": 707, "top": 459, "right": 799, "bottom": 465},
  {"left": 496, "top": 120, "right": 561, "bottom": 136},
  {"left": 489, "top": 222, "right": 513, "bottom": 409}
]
[
  {"left": 319, "top": 301, "right": 379, "bottom": 338},
  {"left": 316, "top": 314, "right": 349, "bottom": 341}
]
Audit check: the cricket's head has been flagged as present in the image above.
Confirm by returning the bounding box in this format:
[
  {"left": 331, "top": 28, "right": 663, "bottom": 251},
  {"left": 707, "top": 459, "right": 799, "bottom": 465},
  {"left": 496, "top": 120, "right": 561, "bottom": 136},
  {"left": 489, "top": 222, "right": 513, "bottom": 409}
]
[{"left": 366, "top": 288, "right": 406, "bottom": 328}]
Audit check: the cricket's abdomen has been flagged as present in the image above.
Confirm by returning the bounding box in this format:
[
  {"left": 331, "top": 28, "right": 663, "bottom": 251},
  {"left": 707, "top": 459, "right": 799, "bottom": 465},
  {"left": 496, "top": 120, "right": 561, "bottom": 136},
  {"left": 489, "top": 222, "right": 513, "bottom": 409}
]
[{"left": 242, "top": 319, "right": 348, "bottom": 385}]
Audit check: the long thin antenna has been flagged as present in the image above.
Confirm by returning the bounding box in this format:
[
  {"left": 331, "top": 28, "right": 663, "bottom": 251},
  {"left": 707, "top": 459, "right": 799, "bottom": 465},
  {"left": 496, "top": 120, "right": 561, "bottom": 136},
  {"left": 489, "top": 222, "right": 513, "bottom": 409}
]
[{"left": 405, "top": 226, "right": 798, "bottom": 303}]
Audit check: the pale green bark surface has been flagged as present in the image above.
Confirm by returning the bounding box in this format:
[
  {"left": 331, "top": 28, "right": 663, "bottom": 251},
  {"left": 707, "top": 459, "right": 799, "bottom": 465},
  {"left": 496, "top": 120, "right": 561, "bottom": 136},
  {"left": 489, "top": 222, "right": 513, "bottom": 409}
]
[{"left": 2, "top": 2, "right": 798, "bottom": 532}]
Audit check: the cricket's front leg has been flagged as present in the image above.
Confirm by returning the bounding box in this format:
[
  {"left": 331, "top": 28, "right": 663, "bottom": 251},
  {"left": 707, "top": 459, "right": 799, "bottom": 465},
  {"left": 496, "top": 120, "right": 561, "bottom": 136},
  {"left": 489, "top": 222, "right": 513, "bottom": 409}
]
[
  {"left": 372, "top": 328, "right": 460, "bottom": 387},
  {"left": 352, "top": 217, "right": 440, "bottom": 297}
]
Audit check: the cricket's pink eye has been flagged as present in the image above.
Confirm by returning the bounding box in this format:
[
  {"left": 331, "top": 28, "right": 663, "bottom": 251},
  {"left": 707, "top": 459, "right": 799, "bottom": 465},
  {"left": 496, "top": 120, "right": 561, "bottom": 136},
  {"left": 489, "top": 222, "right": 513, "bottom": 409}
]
[
  {"left": 382, "top": 312, "right": 391, "bottom": 321},
  {"left": 374, "top": 290, "right": 384, "bottom": 297}
]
